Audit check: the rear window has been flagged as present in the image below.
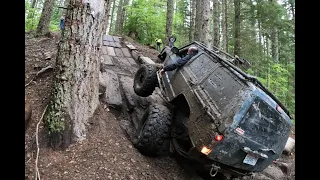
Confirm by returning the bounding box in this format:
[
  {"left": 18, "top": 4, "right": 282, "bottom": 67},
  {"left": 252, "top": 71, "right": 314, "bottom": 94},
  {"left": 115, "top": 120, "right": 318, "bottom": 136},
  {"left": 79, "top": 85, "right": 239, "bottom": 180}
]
[{"left": 238, "top": 97, "right": 291, "bottom": 151}]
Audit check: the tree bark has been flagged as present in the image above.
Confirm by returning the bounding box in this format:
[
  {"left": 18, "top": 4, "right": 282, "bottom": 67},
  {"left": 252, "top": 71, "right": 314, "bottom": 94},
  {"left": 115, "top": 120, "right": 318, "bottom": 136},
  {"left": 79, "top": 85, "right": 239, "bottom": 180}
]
[
  {"left": 222, "top": 0, "right": 228, "bottom": 52},
  {"left": 212, "top": 0, "right": 220, "bottom": 47},
  {"left": 202, "top": 0, "right": 212, "bottom": 47},
  {"left": 109, "top": 0, "right": 116, "bottom": 34},
  {"left": 105, "top": 0, "right": 113, "bottom": 34},
  {"left": 118, "top": 0, "right": 129, "bottom": 34},
  {"left": 36, "top": 0, "right": 55, "bottom": 36},
  {"left": 44, "top": 0, "right": 109, "bottom": 149},
  {"left": 233, "top": 0, "right": 241, "bottom": 56},
  {"left": 165, "top": 0, "right": 174, "bottom": 46},
  {"left": 189, "top": 0, "right": 196, "bottom": 41},
  {"left": 194, "top": 0, "right": 202, "bottom": 41},
  {"left": 115, "top": 0, "right": 124, "bottom": 34}
]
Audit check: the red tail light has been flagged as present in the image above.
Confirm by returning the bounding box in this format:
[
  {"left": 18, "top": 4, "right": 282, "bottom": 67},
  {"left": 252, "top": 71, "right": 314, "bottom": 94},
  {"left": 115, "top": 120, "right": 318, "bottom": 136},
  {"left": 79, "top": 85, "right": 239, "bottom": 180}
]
[{"left": 215, "top": 135, "right": 223, "bottom": 141}]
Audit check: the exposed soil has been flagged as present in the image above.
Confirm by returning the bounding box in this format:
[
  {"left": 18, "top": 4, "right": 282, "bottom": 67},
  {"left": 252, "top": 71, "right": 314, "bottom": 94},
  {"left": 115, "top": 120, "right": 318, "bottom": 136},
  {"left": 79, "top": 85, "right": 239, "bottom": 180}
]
[{"left": 25, "top": 32, "right": 295, "bottom": 180}]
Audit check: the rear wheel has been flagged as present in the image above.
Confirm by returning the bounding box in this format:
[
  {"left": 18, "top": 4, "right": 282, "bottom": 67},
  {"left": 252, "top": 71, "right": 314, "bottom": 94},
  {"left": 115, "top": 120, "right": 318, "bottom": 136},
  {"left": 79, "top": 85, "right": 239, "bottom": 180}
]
[
  {"left": 133, "top": 103, "right": 172, "bottom": 156},
  {"left": 133, "top": 64, "right": 158, "bottom": 97}
]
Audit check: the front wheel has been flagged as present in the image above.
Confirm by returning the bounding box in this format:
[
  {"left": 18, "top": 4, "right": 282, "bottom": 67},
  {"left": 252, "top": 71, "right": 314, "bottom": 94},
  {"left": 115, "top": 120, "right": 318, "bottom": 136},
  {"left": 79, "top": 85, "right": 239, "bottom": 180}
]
[
  {"left": 133, "top": 103, "right": 172, "bottom": 156},
  {"left": 133, "top": 64, "right": 158, "bottom": 97}
]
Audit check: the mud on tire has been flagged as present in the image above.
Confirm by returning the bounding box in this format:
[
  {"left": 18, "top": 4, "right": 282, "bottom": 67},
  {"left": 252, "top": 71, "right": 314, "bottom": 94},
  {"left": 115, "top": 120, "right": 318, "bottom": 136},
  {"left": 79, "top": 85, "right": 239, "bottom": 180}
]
[
  {"left": 133, "top": 64, "right": 158, "bottom": 97},
  {"left": 133, "top": 103, "right": 172, "bottom": 156}
]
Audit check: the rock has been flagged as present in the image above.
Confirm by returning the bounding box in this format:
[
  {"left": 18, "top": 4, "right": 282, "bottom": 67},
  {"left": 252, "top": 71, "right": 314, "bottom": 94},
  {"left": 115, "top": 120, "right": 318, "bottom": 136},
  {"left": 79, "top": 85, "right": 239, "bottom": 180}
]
[
  {"left": 274, "top": 161, "right": 294, "bottom": 175},
  {"left": 102, "top": 55, "right": 114, "bottom": 66},
  {"left": 126, "top": 58, "right": 137, "bottom": 66},
  {"left": 262, "top": 165, "right": 285, "bottom": 180},
  {"left": 119, "top": 76, "right": 137, "bottom": 111},
  {"left": 100, "top": 70, "right": 122, "bottom": 109},
  {"left": 106, "top": 47, "right": 116, "bottom": 56},
  {"left": 121, "top": 48, "right": 132, "bottom": 58},
  {"left": 99, "top": 72, "right": 107, "bottom": 94},
  {"left": 114, "top": 48, "right": 124, "bottom": 57},
  {"left": 248, "top": 173, "right": 273, "bottom": 180},
  {"left": 283, "top": 137, "right": 295, "bottom": 155},
  {"left": 131, "top": 50, "right": 141, "bottom": 61},
  {"left": 139, "top": 56, "right": 155, "bottom": 64}
]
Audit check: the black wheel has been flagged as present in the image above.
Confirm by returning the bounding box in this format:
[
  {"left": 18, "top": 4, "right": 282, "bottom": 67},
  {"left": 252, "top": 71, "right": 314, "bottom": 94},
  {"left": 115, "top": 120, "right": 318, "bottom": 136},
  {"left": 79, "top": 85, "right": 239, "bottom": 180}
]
[
  {"left": 133, "top": 103, "right": 172, "bottom": 156},
  {"left": 133, "top": 64, "right": 158, "bottom": 97}
]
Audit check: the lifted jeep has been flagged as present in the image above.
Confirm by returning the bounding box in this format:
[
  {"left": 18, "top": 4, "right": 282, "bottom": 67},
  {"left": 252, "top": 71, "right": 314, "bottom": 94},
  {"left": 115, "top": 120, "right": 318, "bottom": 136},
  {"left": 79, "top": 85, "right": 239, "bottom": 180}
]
[{"left": 132, "top": 41, "right": 292, "bottom": 178}]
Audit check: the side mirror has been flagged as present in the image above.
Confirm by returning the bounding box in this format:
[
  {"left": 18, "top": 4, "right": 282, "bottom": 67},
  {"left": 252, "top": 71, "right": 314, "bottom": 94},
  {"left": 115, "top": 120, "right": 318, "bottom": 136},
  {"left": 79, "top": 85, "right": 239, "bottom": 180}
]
[{"left": 171, "top": 47, "right": 179, "bottom": 54}]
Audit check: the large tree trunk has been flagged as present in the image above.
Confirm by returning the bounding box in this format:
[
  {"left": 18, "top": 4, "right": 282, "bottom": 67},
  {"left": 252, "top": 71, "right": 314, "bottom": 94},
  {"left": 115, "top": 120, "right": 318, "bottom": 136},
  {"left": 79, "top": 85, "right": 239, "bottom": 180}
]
[
  {"left": 222, "top": 0, "right": 228, "bottom": 52},
  {"left": 194, "top": 0, "right": 211, "bottom": 46},
  {"left": 44, "top": 0, "right": 109, "bottom": 148},
  {"left": 118, "top": 0, "right": 129, "bottom": 34},
  {"left": 105, "top": 0, "right": 113, "bottom": 34},
  {"left": 189, "top": 0, "right": 196, "bottom": 41},
  {"left": 212, "top": 0, "right": 220, "bottom": 47},
  {"left": 36, "top": 0, "right": 55, "bottom": 36},
  {"left": 202, "top": 0, "right": 212, "bottom": 47},
  {"left": 109, "top": 0, "right": 116, "bottom": 34},
  {"left": 165, "top": 0, "right": 174, "bottom": 46},
  {"left": 233, "top": 0, "right": 241, "bottom": 56},
  {"left": 194, "top": 0, "right": 202, "bottom": 41},
  {"left": 115, "top": 0, "right": 124, "bottom": 34}
]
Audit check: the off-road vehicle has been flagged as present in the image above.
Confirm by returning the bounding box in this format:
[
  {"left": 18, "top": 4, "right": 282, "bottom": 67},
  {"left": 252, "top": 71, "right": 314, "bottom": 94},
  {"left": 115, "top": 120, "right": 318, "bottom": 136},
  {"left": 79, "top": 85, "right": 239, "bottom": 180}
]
[{"left": 132, "top": 41, "right": 293, "bottom": 178}]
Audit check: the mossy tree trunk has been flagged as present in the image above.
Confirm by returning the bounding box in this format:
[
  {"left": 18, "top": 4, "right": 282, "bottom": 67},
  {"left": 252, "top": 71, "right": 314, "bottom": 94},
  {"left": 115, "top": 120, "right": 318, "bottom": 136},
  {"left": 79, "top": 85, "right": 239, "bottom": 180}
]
[{"left": 44, "top": 0, "right": 109, "bottom": 149}]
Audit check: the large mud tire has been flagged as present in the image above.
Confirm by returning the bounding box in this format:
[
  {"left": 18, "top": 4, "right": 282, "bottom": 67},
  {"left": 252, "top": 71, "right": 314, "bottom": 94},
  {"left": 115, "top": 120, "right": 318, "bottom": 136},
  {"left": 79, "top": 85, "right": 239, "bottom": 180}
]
[
  {"left": 133, "top": 64, "right": 158, "bottom": 97},
  {"left": 133, "top": 103, "right": 172, "bottom": 156}
]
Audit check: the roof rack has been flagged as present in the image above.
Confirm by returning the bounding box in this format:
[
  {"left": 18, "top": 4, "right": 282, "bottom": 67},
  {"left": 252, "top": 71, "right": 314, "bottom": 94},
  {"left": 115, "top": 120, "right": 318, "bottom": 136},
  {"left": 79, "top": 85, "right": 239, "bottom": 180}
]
[{"left": 186, "top": 41, "right": 292, "bottom": 119}]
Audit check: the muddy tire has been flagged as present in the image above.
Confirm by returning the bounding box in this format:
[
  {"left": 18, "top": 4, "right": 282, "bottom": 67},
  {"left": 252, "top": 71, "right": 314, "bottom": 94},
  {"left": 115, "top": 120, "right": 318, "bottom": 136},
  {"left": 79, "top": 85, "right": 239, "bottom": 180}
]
[
  {"left": 133, "top": 103, "right": 172, "bottom": 156},
  {"left": 133, "top": 64, "right": 158, "bottom": 97}
]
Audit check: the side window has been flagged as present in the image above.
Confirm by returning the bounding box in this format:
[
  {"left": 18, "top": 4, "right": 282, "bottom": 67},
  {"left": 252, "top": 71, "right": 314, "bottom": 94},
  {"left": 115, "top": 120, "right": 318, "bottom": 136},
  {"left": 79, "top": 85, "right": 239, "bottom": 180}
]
[{"left": 188, "top": 54, "right": 218, "bottom": 80}]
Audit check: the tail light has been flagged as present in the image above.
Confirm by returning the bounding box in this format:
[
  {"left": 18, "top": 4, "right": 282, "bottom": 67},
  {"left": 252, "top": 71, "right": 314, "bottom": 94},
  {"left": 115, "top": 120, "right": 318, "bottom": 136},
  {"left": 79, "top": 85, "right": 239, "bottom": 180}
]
[{"left": 215, "top": 134, "right": 224, "bottom": 141}]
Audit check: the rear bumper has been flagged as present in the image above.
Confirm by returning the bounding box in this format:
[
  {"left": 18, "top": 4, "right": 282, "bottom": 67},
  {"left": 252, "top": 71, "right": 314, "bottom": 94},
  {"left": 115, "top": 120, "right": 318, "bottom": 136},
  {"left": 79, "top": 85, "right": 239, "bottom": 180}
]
[{"left": 171, "top": 138, "right": 252, "bottom": 177}]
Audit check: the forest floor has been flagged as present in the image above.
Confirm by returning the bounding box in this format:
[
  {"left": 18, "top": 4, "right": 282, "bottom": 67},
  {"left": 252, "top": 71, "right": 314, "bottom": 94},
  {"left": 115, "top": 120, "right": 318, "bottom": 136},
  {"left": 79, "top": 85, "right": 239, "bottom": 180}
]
[{"left": 25, "top": 32, "right": 295, "bottom": 180}]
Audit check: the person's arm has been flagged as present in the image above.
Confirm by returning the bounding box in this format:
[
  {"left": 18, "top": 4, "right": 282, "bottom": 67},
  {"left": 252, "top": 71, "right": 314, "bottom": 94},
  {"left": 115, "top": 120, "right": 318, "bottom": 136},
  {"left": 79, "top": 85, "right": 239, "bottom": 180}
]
[{"left": 163, "top": 54, "right": 192, "bottom": 72}]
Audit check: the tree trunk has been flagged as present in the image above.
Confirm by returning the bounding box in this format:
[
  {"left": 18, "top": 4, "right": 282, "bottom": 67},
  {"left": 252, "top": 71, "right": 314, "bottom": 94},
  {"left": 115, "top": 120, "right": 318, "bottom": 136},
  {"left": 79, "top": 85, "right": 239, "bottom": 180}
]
[
  {"left": 212, "top": 0, "right": 220, "bottom": 47},
  {"left": 269, "top": 0, "right": 279, "bottom": 63},
  {"left": 109, "top": 0, "right": 116, "bottom": 34},
  {"left": 189, "top": 0, "right": 196, "bottom": 41},
  {"left": 36, "top": 0, "right": 55, "bottom": 36},
  {"left": 105, "top": 0, "right": 113, "bottom": 34},
  {"left": 222, "top": 0, "right": 228, "bottom": 52},
  {"left": 233, "top": 0, "right": 241, "bottom": 56},
  {"left": 118, "top": 0, "right": 129, "bottom": 34},
  {"left": 270, "top": 28, "right": 279, "bottom": 62},
  {"left": 115, "top": 0, "right": 123, "bottom": 34},
  {"left": 202, "top": 0, "right": 212, "bottom": 47},
  {"left": 194, "top": 0, "right": 202, "bottom": 41},
  {"left": 44, "top": 0, "right": 109, "bottom": 149},
  {"left": 165, "top": 0, "right": 174, "bottom": 46}
]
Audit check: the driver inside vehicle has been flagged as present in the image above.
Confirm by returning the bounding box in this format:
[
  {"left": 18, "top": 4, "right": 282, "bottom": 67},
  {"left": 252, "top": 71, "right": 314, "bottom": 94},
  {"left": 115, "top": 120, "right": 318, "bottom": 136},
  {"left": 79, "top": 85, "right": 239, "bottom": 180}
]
[{"left": 160, "top": 46, "right": 199, "bottom": 75}]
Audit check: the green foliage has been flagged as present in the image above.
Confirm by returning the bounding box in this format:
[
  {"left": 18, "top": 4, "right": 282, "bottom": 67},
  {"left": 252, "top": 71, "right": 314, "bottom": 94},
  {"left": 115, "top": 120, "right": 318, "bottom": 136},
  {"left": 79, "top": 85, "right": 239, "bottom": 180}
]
[
  {"left": 25, "top": 0, "right": 61, "bottom": 32},
  {"left": 123, "top": 0, "right": 167, "bottom": 44}
]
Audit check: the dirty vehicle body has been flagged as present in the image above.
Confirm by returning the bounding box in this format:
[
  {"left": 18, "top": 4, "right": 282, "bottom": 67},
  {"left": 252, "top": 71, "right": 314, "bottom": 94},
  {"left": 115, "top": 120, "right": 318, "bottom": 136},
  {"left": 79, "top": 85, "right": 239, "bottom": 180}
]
[{"left": 132, "top": 41, "right": 292, "bottom": 177}]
